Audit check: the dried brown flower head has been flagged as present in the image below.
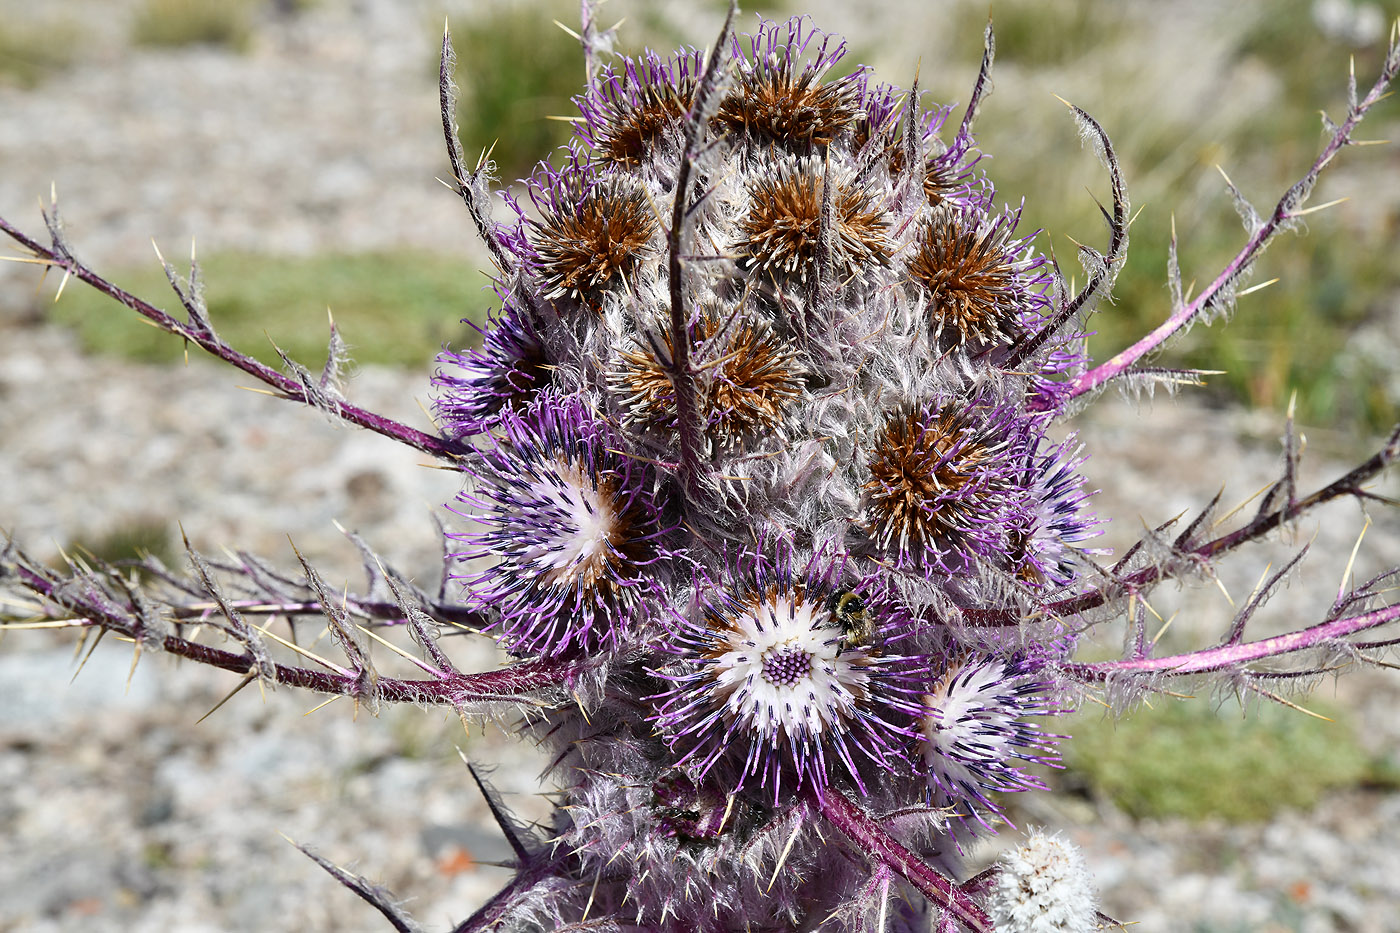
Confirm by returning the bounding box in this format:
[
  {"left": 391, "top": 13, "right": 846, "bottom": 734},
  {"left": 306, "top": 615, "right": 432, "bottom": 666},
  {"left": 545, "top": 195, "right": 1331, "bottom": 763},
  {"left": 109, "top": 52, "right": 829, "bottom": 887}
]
[
  {"left": 736, "top": 161, "right": 890, "bottom": 285},
  {"left": 863, "top": 405, "right": 999, "bottom": 560},
  {"left": 908, "top": 212, "right": 1025, "bottom": 347},
  {"left": 533, "top": 178, "right": 657, "bottom": 306},
  {"left": 614, "top": 310, "right": 803, "bottom": 449}
]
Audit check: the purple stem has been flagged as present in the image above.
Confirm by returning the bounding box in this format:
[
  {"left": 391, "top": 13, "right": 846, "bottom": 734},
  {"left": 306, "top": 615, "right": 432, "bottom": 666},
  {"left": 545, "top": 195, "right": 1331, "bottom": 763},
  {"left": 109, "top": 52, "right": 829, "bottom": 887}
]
[
  {"left": 12, "top": 560, "right": 584, "bottom": 705},
  {"left": 813, "top": 789, "right": 992, "bottom": 933},
  {"left": 962, "top": 423, "right": 1399, "bottom": 629},
  {"left": 0, "top": 213, "right": 471, "bottom": 463},
  {"left": 664, "top": 1, "right": 737, "bottom": 508},
  {"left": 1053, "top": 43, "right": 1399, "bottom": 405},
  {"left": 1069, "top": 601, "right": 1400, "bottom": 679}
]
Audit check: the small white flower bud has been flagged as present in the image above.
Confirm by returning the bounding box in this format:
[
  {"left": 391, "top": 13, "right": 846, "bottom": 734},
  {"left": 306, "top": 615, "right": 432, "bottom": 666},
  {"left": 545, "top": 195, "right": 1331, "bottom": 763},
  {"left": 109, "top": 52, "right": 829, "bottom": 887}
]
[{"left": 988, "top": 828, "right": 1099, "bottom": 933}]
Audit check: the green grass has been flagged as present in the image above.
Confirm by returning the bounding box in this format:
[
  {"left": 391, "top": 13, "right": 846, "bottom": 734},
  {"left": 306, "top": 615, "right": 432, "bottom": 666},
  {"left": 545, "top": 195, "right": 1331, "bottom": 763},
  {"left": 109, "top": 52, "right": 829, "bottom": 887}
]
[
  {"left": 61, "top": 517, "right": 179, "bottom": 576},
  {"left": 451, "top": 0, "right": 589, "bottom": 184},
  {"left": 0, "top": 19, "right": 81, "bottom": 87},
  {"left": 949, "top": 0, "right": 1129, "bottom": 69},
  {"left": 131, "top": 0, "right": 258, "bottom": 51},
  {"left": 1062, "top": 697, "right": 1388, "bottom": 822},
  {"left": 49, "top": 251, "right": 491, "bottom": 370}
]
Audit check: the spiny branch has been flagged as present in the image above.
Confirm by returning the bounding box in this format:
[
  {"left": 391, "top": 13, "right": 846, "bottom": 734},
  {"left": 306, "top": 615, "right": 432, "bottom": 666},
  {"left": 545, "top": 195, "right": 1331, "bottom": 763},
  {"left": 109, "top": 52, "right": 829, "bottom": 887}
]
[
  {"left": 0, "top": 210, "right": 470, "bottom": 463},
  {"left": 814, "top": 789, "right": 992, "bottom": 933},
  {"left": 665, "top": 0, "right": 738, "bottom": 509},
  {"left": 1058, "top": 29, "right": 1400, "bottom": 403}
]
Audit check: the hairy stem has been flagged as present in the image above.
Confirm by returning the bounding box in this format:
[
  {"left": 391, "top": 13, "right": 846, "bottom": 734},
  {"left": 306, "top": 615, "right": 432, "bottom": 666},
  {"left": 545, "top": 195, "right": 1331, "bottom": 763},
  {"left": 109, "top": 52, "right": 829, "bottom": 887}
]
[
  {"left": 814, "top": 789, "right": 992, "bottom": 933},
  {"left": 0, "top": 213, "right": 470, "bottom": 463}
]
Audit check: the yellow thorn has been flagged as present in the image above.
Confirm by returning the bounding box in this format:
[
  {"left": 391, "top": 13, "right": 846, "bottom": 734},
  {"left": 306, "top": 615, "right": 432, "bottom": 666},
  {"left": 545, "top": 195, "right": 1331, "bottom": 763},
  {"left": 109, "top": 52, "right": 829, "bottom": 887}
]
[
  {"left": 251, "top": 621, "right": 346, "bottom": 673},
  {"left": 126, "top": 641, "right": 142, "bottom": 693},
  {"left": 196, "top": 673, "right": 257, "bottom": 724},
  {"left": 767, "top": 820, "right": 802, "bottom": 891},
  {"left": 53, "top": 268, "right": 72, "bottom": 303},
  {"left": 355, "top": 623, "right": 435, "bottom": 671},
  {"left": 1213, "top": 574, "right": 1235, "bottom": 609},
  {"left": 1235, "top": 277, "right": 1280, "bottom": 298},
  {"left": 1150, "top": 610, "right": 1179, "bottom": 645},
  {"left": 304, "top": 694, "right": 343, "bottom": 716},
  {"left": 1291, "top": 197, "right": 1349, "bottom": 217},
  {"left": 1339, "top": 516, "right": 1372, "bottom": 602},
  {"left": 72, "top": 626, "right": 107, "bottom": 683},
  {"left": 553, "top": 19, "right": 582, "bottom": 40},
  {"left": 1050, "top": 92, "right": 1073, "bottom": 108},
  {"left": 1250, "top": 684, "right": 1334, "bottom": 722}
]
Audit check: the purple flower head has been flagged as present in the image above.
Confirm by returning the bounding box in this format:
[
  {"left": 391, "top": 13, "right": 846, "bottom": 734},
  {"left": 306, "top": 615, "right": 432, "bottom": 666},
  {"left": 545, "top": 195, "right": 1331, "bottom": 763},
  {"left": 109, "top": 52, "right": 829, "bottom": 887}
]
[
  {"left": 719, "top": 17, "right": 864, "bottom": 152},
  {"left": 573, "top": 47, "right": 705, "bottom": 174},
  {"left": 1008, "top": 439, "right": 1106, "bottom": 588},
  {"left": 523, "top": 158, "right": 658, "bottom": 311},
  {"left": 654, "top": 544, "right": 914, "bottom": 804},
  {"left": 452, "top": 393, "right": 668, "bottom": 657},
  {"left": 432, "top": 292, "right": 549, "bottom": 439},
  {"left": 918, "top": 655, "right": 1063, "bottom": 828},
  {"left": 852, "top": 75, "right": 987, "bottom": 212}
]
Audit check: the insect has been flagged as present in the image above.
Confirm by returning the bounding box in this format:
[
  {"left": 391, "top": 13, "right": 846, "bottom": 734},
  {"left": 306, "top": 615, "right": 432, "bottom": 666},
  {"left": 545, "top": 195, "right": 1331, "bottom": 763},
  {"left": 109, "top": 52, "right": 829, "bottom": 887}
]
[{"left": 825, "top": 589, "right": 874, "bottom": 653}]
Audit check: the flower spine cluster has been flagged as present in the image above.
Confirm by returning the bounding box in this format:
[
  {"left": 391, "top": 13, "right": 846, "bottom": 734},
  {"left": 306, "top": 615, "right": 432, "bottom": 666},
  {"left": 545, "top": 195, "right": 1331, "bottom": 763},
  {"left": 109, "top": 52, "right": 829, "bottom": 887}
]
[{"left": 434, "top": 15, "right": 1095, "bottom": 929}]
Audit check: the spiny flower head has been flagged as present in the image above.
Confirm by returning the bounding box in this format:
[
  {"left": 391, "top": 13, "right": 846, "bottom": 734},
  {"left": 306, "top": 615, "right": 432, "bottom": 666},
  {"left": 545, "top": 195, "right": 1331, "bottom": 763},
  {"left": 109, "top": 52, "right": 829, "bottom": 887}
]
[
  {"left": 909, "top": 206, "right": 1052, "bottom": 350},
  {"left": 919, "top": 656, "right": 1062, "bottom": 824},
  {"left": 612, "top": 305, "right": 805, "bottom": 450},
  {"left": 452, "top": 394, "right": 667, "bottom": 656},
  {"left": 717, "top": 16, "right": 861, "bottom": 150},
  {"left": 432, "top": 13, "right": 1108, "bottom": 919},
  {"left": 861, "top": 399, "right": 1027, "bottom": 572},
  {"left": 525, "top": 161, "right": 658, "bottom": 308},
  {"left": 654, "top": 547, "right": 914, "bottom": 803},
  {"left": 432, "top": 294, "right": 549, "bottom": 437},
  {"left": 575, "top": 48, "right": 703, "bottom": 171}
]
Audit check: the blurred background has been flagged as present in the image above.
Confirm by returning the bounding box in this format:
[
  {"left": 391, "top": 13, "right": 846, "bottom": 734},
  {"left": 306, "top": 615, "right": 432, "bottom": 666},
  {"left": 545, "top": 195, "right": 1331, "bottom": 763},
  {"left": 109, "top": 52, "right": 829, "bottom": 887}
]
[{"left": 2, "top": 1, "right": 1399, "bottom": 930}]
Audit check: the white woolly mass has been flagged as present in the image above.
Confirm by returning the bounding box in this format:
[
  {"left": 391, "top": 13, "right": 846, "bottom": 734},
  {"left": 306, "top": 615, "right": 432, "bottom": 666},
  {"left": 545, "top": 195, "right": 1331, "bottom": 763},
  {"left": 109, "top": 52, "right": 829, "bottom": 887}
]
[
  {"left": 710, "top": 593, "right": 869, "bottom": 740},
  {"left": 988, "top": 828, "right": 1098, "bottom": 933}
]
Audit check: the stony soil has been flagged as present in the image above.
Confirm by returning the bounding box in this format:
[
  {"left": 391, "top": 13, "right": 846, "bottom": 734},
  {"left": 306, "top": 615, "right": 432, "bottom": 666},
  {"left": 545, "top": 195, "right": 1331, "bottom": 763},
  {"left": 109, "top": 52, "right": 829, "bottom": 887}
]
[{"left": 3, "top": 2, "right": 1399, "bottom": 931}]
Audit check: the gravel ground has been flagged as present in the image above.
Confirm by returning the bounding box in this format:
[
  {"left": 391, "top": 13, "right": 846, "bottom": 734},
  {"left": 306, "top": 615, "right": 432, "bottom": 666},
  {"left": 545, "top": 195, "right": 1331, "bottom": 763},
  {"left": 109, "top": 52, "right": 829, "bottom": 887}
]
[{"left": 3, "top": 2, "right": 1400, "bottom": 931}]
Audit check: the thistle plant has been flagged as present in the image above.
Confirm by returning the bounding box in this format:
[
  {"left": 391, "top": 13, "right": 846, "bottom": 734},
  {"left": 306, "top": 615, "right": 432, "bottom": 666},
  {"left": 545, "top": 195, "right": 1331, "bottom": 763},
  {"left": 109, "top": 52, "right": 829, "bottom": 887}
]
[{"left": 3, "top": 4, "right": 1400, "bottom": 931}]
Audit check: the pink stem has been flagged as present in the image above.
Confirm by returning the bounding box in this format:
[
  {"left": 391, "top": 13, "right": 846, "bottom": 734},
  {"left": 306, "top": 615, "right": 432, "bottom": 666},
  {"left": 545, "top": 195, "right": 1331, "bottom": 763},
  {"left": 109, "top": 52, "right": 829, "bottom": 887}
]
[
  {"left": 1070, "top": 601, "right": 1400, "bottom": 679},
  {"left": 1055, "top": 45, "right": 1399, "bottom": 405}
]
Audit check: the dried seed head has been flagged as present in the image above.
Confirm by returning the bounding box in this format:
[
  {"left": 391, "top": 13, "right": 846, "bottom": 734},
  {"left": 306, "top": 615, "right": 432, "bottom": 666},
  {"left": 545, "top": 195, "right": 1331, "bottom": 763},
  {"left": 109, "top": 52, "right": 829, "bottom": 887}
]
[
  {"left": 613, "top": 310, "right": 804, "bottom": 449},
  {"left": 909, "top": 211, "right": 1030, "bottom": 348},
  {"left": 737, "top": 159, "right": 890, "bottom": 285},
  {"left": 577, "top": 51, "right": 701, "bottom": 169},
  {"left": 531, "top": 174, "right": 658, "bottom": 306},
  {"left": 717, "top": 21, "right": 859, "bottom": 149},
  {"left": 863, "top": 403, "right": 1007, "bottom": 568}
]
